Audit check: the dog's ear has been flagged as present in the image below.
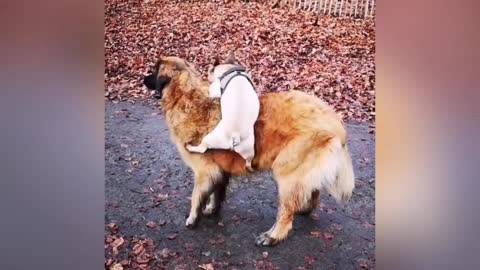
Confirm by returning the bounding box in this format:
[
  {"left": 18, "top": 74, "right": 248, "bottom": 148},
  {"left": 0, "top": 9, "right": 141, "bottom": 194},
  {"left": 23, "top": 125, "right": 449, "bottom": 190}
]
[
  {"left": 212, "top": 55, "right": 220, "bottom": 67},
  {"left": 224, "top": 50, "right": 236, "bottom": 64}
]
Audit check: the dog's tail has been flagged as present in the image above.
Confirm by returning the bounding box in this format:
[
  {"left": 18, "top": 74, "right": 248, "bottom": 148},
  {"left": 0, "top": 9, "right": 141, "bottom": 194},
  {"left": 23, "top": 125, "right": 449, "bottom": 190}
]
[{"left": 323, "top": 138, "right": 355, "bottom": 205}]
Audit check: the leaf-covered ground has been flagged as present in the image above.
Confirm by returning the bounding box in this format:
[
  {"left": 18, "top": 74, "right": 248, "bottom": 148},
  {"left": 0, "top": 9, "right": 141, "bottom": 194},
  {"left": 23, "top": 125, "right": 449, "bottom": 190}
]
[{"left": 105, "top": 0, "right": 375, "bottom": 122}]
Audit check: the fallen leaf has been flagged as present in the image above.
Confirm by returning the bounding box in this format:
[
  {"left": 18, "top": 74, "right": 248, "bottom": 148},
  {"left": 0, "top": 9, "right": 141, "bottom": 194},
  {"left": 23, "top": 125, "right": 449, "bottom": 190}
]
[
  {"left": 105, "top": 234, "right": 115, "bottom": 244},
  {"left": 304, "top": 255, "right": 315, "bottom": 266},
  {"left": 111, "top": 236, "right": 125, "bottom": 256},
  {"left": 323, "top": 232, "right": 334, "bottom": 240},
  {"left": 158, "top": 248, "right": 174, "bottom": 259},
  {"left": 136, "top": 254, "right": 152, "bottom": 264},
  {"left": 132, "top": 243, "right": 145, "bottom": 256},
  {"left": 310, "top": 231, "right": 322, "bottom": 238},
  {"left": 156, "top": 193, "right": 169, "bottom": 201},
  {"left": 105, "top": 258, "right": 114, "bottom": 267},
  {"left": 146, "top": 221, "right": 157, "bottom": 228},
  {"left": 198, "top": 263, "right": 214, "bottom": 270},
  {"left": 167, "top": 233, "right": 178, "bottom": 240},
  {"left": 358, "top": 259, "right": 369, "bottom": 269},
  {"left": 110, "top": 263, "right": 123, "bottom": 270},
  {"left": 137, "top": 263, "right": 149, "bottom": 270},
  {"left": 107, "top": 223, "right": 118, "bottom": 233}
]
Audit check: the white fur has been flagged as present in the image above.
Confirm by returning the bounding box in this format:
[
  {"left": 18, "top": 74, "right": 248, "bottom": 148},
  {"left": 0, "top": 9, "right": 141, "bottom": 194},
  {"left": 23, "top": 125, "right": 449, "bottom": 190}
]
[
  {"left": 186, "top": 64, "right": 260, "bottom": 170},
  {"left": 209, "top": 79, "right": 222, "bottom": 98}
]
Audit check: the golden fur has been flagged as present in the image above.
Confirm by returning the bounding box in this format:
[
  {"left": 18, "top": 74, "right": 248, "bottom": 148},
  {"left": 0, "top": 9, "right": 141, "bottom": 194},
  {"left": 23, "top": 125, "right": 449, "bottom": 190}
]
[{"left": 152, "top": 56, "right": 355, "bottom": 246}]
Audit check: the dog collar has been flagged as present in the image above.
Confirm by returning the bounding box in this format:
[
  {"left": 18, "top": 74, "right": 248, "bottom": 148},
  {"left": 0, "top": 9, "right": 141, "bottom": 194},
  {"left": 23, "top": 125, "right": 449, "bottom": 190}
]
[{"left": 218, "top": 66, "right": 254, "bottom": 95}]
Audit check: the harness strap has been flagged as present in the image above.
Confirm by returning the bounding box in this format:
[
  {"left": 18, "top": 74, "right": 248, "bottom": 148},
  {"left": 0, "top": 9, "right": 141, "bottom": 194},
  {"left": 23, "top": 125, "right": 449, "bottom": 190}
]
[{"left": 218, "top": 66, "right": 254, "bottom": 95}]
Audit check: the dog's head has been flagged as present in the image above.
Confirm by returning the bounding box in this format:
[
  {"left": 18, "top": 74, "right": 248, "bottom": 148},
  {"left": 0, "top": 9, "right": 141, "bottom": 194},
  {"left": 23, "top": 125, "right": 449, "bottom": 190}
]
[{"left": 143, "top": 56, "right": 200, "bottom": 99}]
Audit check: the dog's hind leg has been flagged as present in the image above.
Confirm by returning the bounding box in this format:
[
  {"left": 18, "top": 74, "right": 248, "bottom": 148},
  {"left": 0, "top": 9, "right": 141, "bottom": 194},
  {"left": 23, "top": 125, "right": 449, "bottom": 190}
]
[
  {"left": 255, "top": 179, "right": 304, "bottom": 246},
  {"left": 297, "top": 190, "right": 320, "bottom": 216},
  {"left": 233, "top": 128, "right": 255, "bottom": 172},
  {"left": 185, "top": 170, "right": 218, "bottom": 228}
]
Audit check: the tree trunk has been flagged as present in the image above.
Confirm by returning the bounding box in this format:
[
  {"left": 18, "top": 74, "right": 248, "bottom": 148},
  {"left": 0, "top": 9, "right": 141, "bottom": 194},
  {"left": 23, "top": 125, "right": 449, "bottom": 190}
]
[{"left": 271, "top": 0, "right": 281, "bottom": 8}]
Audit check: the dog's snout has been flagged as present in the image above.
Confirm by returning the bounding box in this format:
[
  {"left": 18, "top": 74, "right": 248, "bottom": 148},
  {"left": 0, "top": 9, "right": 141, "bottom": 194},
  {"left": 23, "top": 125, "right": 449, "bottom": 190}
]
[{"left": 143, "top": 74, "right": 156, "bottom": 90}]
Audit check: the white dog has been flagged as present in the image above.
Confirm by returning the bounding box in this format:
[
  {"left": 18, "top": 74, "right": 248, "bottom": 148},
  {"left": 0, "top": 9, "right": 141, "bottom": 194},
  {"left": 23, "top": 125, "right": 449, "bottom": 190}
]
[{"left": 186, "top": 53, "right": 260, "bottom": 171}]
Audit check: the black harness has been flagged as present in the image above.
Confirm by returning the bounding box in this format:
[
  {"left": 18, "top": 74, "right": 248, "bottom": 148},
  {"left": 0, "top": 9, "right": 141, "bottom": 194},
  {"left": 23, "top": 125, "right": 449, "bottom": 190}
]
[{"left": 217, "top": 66, "right": 255, "bottom": 95}]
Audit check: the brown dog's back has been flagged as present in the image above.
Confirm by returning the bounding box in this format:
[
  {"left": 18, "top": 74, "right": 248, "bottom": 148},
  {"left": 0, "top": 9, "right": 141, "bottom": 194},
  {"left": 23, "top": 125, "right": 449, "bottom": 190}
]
[{"left": 208, "top": 90, "right": 346, "bottom": 175}]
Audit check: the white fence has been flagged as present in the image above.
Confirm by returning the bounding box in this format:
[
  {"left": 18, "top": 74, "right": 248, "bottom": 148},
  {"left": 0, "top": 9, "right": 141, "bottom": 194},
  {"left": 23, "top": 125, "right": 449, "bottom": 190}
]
[{"left": 273, "top": 0, "right": 375, "bottom": 18}]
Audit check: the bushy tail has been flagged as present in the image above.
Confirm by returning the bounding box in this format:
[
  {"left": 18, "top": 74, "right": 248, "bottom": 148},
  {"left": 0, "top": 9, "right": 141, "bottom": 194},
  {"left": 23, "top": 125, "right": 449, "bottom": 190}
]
[{"left": 327, "top": 144, "right": 355, "bottom": 205}]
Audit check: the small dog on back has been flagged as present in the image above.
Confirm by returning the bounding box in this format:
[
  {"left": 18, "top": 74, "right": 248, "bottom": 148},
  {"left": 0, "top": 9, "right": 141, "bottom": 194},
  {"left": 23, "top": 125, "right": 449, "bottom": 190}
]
[{"left": 186, "top": 52, "right": 260, "bottom": 171}]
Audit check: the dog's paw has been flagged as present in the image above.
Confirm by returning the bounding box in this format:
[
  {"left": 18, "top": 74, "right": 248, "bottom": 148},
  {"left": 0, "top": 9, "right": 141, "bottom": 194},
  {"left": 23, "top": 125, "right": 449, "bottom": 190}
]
[
  {"left": 186, "top": 144, "right": 207, "bottom": 153},
  {"left": 245, "top": 160, "right": 255, "bottom": 173},
  {"left": 255, "top": 232, "right": 279, "bottom": 247},
  {"left": 185, "top": 215, "right": 198, "bottom": 229},
  {"left": 202, "top": 204, "right": 215, "bottom": 216},
  {"left": 185, "top": 144, "right": 196, "bottom": 152}
]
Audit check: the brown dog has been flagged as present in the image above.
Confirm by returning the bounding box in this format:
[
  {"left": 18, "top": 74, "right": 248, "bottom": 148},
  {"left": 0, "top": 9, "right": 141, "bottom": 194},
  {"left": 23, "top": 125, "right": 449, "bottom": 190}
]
[{"left": 143, "top": 55, "right": 355, "bottom": 246}]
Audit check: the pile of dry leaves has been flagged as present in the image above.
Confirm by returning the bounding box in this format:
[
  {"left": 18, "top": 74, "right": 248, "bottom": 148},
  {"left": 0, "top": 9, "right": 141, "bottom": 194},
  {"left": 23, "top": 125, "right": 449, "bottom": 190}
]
[
  {"left": 105, "top": 223, "right": 157, "bottom": 269},
  {"left": 105, "top": 0, "right": 375, "bottom": 122}
]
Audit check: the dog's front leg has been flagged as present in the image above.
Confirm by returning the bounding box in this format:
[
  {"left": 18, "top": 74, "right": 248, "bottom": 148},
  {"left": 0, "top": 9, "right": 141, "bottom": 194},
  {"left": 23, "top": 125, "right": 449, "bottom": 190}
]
[
  {"left": 186, "top": 143, "right": 208, "bottom": 153},
  {"left": 185, "top": 173, "right": 213, "bottom": 228},
  {"left": 185, "top": 132, "right": 214, "bottom": 153},
  {"left": 186, "top": 127, "right": 231, "bottom": 153}
]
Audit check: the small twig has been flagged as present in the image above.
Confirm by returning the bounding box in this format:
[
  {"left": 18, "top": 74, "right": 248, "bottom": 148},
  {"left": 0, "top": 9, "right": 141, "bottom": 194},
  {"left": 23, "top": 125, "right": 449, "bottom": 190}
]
[
  {"left": 345, "top": 214, "right": 361, "bottom": 221},
  {"left": 129, "top": 189, "right": 149, "bottom": 194},
  {"left": 271, "top": 0, "right": 281, "bottom": 8}
]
